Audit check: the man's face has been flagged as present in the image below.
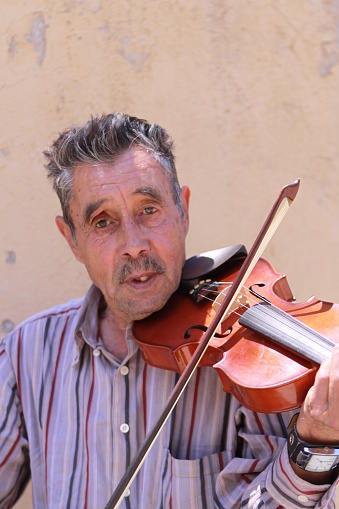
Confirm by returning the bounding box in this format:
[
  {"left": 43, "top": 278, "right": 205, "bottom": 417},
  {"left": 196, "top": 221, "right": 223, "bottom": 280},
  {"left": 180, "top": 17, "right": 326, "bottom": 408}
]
[{"left": 57, "top": 147, "right": 190, "bottom": 328}]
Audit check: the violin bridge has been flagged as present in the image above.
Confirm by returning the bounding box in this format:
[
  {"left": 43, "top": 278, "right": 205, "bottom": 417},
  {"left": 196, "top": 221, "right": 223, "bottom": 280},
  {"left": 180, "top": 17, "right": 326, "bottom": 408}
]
[{"left": 212, "top": 288, "right": 248, "bottom": 322}]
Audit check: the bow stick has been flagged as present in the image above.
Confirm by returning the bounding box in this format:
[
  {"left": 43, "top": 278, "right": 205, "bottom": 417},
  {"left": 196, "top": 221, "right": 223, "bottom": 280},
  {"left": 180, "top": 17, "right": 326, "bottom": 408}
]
[{"left": 104, "top": 178, "right": 300, "bottom": 508}]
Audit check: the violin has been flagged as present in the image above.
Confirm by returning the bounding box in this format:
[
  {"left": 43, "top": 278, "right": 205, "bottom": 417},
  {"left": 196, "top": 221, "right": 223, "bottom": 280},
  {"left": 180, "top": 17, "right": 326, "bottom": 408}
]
[
  {"left": 132, "top": 248, "right": 339, "bottom": 413},
  {"left": 105, "top": 178, "right": 339, "bottom": 508}
]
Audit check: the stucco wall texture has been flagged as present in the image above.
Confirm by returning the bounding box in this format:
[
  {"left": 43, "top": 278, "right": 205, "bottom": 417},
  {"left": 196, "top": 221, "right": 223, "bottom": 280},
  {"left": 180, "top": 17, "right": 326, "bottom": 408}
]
[{"left": 1, "top": 1, "right": 339, "bottom": 507}]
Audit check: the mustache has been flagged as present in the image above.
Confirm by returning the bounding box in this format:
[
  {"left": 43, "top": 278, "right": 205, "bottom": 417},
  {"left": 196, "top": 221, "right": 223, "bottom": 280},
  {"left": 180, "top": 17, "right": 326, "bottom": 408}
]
[{"left": 118, "top": 256, "right": 166, "bottom": 284}]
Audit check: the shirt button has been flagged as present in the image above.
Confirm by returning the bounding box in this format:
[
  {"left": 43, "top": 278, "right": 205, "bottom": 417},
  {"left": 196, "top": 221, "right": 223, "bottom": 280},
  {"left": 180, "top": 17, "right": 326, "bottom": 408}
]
[
  {"left": 120, "top": 423, "right": 129, "bottom": 433},
  {"left": 120, "top": 366, "right": 129, "bottom": 376},
  {"left": 93, "top": 348, "right": 100, "bottom": 357},
  {"left": 298, "top": 495, "right": 308, "bottom": 503},
  {"left": 124, "top": 488, "right": 131, "bottom": 497}
]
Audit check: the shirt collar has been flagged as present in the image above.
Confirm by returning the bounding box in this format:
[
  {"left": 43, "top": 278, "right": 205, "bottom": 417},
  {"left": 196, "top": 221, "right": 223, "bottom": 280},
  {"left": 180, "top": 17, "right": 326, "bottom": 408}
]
[
  {"left": 73, "top": 284, "right": 138, "bottom": 366},
  {"left": 74, "top": 284, "right": 102, "bottom": 357}
]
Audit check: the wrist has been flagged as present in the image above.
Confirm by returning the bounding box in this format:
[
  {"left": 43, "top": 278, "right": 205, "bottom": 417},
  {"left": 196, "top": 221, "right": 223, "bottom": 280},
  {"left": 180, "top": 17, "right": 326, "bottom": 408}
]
[{"left": 288, "top": 414, "right": 339, "bottom": 473}]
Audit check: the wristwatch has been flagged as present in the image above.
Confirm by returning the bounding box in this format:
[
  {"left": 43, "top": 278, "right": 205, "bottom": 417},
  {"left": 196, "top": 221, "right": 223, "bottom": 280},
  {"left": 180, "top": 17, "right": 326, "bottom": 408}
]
[{"left": 288, "top": 414, "right": 339, "bottom": 472}]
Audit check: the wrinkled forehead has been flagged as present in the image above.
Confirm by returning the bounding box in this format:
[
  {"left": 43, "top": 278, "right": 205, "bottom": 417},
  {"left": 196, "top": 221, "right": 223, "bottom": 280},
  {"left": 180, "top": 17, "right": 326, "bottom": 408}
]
[
  {"left": 69, "top": 148, "right": 174, "bottom": 219},
  {"left": 73, "top": 148, "right": 169, "bottom": 191}
]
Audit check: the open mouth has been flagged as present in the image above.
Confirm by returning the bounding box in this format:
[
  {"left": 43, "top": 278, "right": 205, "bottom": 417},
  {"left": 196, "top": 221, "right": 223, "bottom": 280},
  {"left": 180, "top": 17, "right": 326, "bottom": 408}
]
[
  {"left": 135, "top": 275, "right": 151, "bottom": 282},
  {"left": 127, "top": 273, "right": 155, "bottom": 285}
]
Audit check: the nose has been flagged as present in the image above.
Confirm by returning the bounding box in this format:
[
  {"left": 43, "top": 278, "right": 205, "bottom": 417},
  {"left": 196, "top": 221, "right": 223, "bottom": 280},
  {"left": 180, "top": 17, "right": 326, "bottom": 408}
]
[{"left": 118, "top": 217, "right": 150, "bottom": 259}]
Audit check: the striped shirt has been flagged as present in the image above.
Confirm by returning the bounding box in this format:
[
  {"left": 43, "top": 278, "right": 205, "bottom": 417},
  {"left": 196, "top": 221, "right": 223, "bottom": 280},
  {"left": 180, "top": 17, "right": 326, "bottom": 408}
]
[{"left": 0, "top": 284, "right": 337, "bottom": 509}]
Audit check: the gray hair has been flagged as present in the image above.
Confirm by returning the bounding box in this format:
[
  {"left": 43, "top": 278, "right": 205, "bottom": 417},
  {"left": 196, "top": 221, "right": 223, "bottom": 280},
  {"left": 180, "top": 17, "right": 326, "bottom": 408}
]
[{"left": 44, "top": 113, "right": 183, "bottom": 239}]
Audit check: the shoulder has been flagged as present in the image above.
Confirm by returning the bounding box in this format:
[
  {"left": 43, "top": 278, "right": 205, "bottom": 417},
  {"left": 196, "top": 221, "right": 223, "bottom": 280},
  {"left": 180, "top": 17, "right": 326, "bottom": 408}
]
[
  {"left": 18, "top": 297, "right": 84, "bottom": 328},
  {"left": 2, "top": 296, "right": 85, "bottom": 361}
]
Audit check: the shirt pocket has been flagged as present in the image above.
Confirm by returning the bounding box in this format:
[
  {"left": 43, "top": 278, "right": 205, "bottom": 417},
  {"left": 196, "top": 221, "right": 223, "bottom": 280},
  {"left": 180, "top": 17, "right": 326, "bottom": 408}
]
[{"left": 156, "top": 447, "right": 232, "bottom": 509}]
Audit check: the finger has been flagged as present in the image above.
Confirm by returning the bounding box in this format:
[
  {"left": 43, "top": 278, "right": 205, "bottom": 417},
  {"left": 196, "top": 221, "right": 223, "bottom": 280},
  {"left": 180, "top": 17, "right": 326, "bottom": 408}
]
[
  {"left": 328, "top": 343, "right": 339, "bottom": 410},
  {"left": 304, "top": 358, "right": 330, "bottom": 417}
]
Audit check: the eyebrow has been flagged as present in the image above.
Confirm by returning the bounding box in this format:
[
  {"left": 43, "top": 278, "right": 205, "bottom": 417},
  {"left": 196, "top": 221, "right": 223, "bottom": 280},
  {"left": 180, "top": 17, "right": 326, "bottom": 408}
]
[
  {"left": 82, "top": 186, "right": 164, "bottom": 226},
  {"left": 83, "top": 199, "right": 106, "bottom": 225},
  {"left": 133, "top": 186, "right": 164, "bottom": 204}
]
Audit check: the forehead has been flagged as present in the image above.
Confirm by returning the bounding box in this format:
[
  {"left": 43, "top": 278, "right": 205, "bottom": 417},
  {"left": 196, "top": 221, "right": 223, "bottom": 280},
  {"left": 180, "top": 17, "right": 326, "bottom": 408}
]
[{"left": 72, "top": 147, "right": 171, "bottom": 201}]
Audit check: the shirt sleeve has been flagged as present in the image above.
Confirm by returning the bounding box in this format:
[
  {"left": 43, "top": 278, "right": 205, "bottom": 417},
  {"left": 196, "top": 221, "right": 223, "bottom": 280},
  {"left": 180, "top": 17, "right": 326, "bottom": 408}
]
[
  {"left": 215, "top": 406, "right": 338, "bottom": 508},
  {"left": 0, "top": 336, "right": 30, "bottom": 508}
]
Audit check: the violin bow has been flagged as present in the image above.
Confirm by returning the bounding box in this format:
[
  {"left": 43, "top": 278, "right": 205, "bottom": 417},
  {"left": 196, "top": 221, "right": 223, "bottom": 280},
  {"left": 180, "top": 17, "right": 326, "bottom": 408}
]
[{"left": 104, "top": 178, "right": 300, "bottom": 509}]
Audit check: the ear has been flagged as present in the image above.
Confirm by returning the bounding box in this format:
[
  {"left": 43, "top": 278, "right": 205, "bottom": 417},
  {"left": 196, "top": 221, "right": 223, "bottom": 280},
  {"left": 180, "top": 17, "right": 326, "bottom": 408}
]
[
  {"left": 180, "top": 185, "right": 190, "bottom": 235},
  {"left": 55, "top": 216, "right": 85, "bottom": 264}
]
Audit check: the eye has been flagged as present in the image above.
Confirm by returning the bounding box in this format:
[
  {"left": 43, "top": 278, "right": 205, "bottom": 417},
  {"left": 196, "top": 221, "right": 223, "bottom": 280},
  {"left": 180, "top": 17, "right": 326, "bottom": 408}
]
[
  {"left": 143, "top": 206, "right": 156, "bottom": 215},
  {"left": 95, "top": 218, "right": 111, "bottom": 229}
]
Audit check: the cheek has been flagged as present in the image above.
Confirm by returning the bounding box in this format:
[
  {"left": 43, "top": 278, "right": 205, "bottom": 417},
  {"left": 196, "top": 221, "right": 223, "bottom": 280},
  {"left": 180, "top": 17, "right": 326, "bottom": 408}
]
[
  {"left": 80, "top": 241, "right": 115, "bottom": 277},
  {"left": 161, "top": 232, "right": 186, "bottom": 270}
]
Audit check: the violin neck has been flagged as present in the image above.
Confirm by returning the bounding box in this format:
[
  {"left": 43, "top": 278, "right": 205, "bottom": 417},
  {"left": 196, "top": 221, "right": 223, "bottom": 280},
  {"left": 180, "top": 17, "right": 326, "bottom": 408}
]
[{"left": 239, "top": 303, "right": 333, "bottom": 365}]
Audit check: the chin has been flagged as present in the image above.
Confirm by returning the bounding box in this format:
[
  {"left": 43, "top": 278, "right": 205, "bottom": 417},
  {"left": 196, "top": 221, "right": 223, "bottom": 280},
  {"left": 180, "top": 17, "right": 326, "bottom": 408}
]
[{"left": 129, "top": 294, "right": 172, "bottom": 322}]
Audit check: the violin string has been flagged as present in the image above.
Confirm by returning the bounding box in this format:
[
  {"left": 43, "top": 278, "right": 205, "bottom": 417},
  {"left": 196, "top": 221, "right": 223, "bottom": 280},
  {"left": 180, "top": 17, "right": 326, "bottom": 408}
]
[
  {"left": 198, "top": 283, "right": 256, "bottom": 315},
  {"left": 197, "top": 282, "right": 334, "bottom": 357},
  {"left": 199, "top": 281, "right": 308, "bottom": 324}
]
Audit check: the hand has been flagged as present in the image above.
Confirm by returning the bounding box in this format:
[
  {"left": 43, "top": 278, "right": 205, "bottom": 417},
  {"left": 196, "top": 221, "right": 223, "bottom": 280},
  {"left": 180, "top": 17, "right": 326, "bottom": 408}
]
[{"left": 297, "top": 343, "right": 339, "bottom": 444}]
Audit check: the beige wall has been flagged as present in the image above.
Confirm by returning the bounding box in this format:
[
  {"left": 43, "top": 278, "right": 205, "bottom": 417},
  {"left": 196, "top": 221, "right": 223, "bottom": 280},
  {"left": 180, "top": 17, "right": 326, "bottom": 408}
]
[{"left": 1, "top": 1, "right": 339, "bottom": 507}]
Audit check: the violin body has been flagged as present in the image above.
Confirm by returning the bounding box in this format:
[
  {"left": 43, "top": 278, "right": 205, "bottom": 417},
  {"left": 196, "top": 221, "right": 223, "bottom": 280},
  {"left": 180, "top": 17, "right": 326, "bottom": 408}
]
[{"left": 132, "top": 252, "right": 339, "bottom": 413}]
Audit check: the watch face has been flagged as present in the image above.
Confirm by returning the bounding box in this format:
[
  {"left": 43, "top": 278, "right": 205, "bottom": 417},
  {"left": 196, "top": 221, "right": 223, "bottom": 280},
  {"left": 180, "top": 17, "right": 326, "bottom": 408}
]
[{"left": 305, "top": 454, "right": 338, "bottom": 472}]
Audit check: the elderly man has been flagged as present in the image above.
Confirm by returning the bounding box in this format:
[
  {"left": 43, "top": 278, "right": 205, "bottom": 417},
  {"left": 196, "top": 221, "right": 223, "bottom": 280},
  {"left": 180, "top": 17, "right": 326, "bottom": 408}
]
[{"left": 0, "top": 113, "right": 338, "bottom": 508}]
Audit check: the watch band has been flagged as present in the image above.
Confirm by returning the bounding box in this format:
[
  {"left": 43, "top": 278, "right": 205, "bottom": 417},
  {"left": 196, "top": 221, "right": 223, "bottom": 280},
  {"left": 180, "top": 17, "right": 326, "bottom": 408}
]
[{"left": 287, "top": 414, "right": 339, "bottom": 472}]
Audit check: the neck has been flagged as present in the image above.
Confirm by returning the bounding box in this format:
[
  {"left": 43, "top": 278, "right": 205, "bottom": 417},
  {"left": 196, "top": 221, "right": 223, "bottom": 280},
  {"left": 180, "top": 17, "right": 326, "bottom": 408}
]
[{"left": 98, "top": 302, "right": 129, "bottom": 362}]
